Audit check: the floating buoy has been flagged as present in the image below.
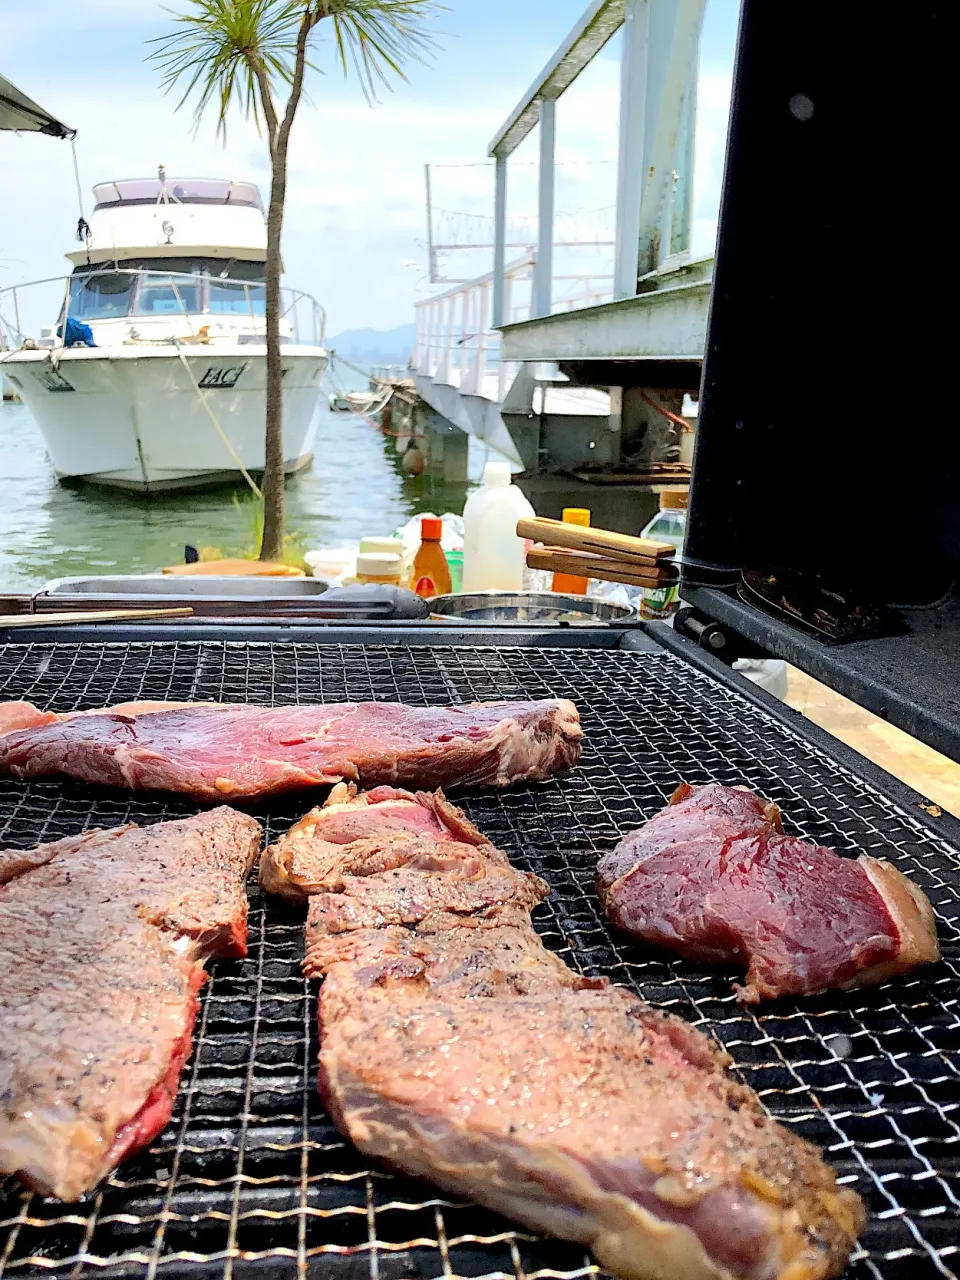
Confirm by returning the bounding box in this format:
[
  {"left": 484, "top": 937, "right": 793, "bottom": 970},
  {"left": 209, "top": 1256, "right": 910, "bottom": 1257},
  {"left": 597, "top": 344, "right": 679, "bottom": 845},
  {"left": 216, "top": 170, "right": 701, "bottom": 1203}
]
[{"left": 401, "top": 439, "right": 425, "bottom": 476}]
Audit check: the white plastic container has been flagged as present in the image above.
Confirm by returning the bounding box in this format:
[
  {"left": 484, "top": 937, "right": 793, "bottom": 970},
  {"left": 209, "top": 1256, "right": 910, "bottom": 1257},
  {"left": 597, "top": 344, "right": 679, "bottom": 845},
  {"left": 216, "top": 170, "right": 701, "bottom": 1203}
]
[
  {"left": 304, "top": 547, "right": 356, "bottom": 585},
  {"left": 461, "top": 461, "right": 535, "bottom": 592}
]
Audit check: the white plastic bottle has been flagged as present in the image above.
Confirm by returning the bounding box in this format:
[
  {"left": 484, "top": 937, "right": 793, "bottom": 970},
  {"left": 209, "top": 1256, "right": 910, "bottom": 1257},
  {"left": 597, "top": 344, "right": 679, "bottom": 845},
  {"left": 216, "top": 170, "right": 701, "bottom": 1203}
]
[{"left": 461, "top": 460, "right": 535, "bottom": 592}]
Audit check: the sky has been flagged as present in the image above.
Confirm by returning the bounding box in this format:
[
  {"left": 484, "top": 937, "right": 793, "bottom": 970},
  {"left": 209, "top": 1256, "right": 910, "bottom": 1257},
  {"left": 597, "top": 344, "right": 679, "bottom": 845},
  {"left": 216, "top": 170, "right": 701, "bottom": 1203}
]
[{"left": 0, "top": 0, "right": 741, "bottom": 335}]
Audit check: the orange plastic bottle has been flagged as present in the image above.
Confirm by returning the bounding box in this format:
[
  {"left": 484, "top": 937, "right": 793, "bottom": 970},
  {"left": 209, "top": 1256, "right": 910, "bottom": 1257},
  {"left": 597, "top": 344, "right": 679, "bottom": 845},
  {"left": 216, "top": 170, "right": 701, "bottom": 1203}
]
[
  {"left": 410, "top": 517, "right": 452, "bottom": 599},
  {"left": 551, "top": 507, "right": 591, "bottom": 594}
]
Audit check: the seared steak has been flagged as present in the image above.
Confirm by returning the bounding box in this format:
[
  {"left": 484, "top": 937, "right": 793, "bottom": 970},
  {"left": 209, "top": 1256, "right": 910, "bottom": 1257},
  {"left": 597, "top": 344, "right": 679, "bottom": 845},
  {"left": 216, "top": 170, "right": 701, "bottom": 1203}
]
[
  {"left": 598, "top": 783, "right": 940, "bottom": 1001},
  {"left": 0, "top": 808, "right": 261, "bottom": 1200},
  {"left": 0, "top": 698, "right": 582, "bottom": 801},
  {"left": 262, "top": 782, "right": 517, "bottom": 904},
  {"left": 265, "top": 785, "right": 865, "bottom": 1280}
]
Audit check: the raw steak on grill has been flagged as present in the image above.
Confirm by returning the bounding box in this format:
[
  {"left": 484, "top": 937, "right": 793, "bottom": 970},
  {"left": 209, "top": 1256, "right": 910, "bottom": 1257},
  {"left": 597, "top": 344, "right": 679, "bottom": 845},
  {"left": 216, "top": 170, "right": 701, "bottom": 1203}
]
[
  {"left": 263, "top": 785, "right": 865, "bottom": 1280},
  {"left": 0, "top": 697, "right": 582, "bottom": 801},
  {"left": 598, "top": 782, "right": 940, "bottom": 1002},
  {"left": 0, "top": 807, "right": 262, "bottom": 1201}
]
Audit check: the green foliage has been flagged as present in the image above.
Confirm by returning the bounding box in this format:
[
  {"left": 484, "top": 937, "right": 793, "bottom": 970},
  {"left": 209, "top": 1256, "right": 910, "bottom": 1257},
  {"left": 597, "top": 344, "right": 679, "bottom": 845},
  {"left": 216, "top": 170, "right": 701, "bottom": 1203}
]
[
  {"left": 151, "top": 0, "right": 303, "bottom": 141},
  {"left": 320, "top": 0, "right": 439, "bottom": 99},
  {"left": 150, "top": 0, "right": 440, "bottom": 140},
  {"left": 230, "top": 491, "right": 308, "bottom": 566},
  {"left": 198, "top": 493, "right": 308, "bottom": 566}
]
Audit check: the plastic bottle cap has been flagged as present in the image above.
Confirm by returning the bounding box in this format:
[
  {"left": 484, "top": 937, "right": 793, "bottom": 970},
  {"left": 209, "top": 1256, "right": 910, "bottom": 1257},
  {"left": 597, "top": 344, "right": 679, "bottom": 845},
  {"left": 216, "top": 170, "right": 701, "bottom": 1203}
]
[
  {"left": 420, "top": 517, "right": 443, "bottom": 540},
  {"left": 659, "top": 487, "right": 689, "bottom": 510},
  {"left": 562, "top": 507, "right": 591, "bottom": 527},
  {"left": 483, "top": 460, "right": 511, "bottom": 488},
  {"left": 356, "top": 553, "right": 402, "bottom": 576},
  {"left": 359, "top": 536, "right": 403, "bottom": 555}
]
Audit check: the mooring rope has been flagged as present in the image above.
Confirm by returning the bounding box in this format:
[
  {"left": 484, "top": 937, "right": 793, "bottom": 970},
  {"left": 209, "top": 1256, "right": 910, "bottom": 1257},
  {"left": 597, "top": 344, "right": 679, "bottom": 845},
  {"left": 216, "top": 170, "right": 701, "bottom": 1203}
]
[{"left": 175, "top": 346, "right": 262, "bottom": 498}]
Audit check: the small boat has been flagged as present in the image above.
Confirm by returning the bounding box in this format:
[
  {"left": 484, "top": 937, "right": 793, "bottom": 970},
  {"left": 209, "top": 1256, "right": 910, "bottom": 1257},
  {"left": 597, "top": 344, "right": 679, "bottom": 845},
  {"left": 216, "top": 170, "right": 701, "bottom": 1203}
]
[
  {"left": 329, "top": 389, "right": 383, "bottom": 417},
  {"left": 0, "top": 171, "right": 327, "bottom": 493}
]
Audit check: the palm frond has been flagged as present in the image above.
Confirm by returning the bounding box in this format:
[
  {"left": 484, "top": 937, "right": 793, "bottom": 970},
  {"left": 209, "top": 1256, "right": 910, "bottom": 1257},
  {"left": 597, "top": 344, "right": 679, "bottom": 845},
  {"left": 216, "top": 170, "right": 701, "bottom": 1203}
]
[
  {"left": 321, "top": 0, "right": 441, "bottom": 101},
  {"left": 149, "top": 0, "right": 305, "bottom": 141}
]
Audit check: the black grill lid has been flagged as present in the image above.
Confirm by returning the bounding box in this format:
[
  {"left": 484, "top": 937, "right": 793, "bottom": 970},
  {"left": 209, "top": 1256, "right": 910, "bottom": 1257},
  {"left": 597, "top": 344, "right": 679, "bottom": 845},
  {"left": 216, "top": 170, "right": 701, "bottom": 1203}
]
[{"left": 683, "top": 0, "right": 959, "bottom": 760}]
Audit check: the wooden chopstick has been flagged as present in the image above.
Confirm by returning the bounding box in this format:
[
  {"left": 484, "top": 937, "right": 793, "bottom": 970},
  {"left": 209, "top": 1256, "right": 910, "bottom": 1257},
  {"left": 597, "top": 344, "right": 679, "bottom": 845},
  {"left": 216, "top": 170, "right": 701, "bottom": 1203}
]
[
  {"left": 526, "top": 549, "right": 678, "bottom": 590},
  {"left": 0, "top": 608, "right": 194, "bottom": 629},
  {"left": 516, "top": 517, "right": 676, "bottom": 563}
]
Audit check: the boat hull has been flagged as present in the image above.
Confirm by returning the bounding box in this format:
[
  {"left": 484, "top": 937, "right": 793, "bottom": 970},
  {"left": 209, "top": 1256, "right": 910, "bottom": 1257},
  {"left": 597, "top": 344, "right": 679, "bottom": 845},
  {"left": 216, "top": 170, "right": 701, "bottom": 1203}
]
[{"left": 2, "top": 345, "right": 326, "bottom": 493}]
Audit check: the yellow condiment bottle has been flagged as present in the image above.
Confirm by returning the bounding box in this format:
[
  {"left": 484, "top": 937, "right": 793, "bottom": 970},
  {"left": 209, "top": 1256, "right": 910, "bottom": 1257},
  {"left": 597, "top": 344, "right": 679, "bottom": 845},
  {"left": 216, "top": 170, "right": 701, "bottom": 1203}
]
[
  {"left": 550, "top": 507, "right": 591, "bottom": 594},
  {"left": 410, "top": 517, "right": 452, "bottom": 599}
]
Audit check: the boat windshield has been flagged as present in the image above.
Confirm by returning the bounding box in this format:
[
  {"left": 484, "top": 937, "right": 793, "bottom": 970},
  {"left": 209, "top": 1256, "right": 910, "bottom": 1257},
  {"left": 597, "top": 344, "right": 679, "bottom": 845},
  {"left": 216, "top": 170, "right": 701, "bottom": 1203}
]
[
  {"left": 67, "top": 260, "right": 267, "bottom": 320},
  {"left": 135, "top": 274, "right": 201, "bottom": 315},
  {"left": 208, "top": 278, "right": 265, "bottom": 316},
  {"left": 68, "top": 272, "right": 136, "bottom": 320}
]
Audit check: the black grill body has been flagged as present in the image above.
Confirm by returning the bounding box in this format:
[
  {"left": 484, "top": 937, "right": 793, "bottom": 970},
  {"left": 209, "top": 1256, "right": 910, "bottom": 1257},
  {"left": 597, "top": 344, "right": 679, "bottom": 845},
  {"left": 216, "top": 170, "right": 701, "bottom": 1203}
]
[{"left": 0, "top": 641, "right": 957, "bottom": 1280}]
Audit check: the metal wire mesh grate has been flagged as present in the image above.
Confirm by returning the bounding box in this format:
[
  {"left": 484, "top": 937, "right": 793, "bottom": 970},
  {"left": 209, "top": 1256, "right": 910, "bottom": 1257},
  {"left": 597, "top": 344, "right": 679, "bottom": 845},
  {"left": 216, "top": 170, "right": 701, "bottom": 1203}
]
[{"left": 0, "top": 641, "right": 957, "bottom": 1280}]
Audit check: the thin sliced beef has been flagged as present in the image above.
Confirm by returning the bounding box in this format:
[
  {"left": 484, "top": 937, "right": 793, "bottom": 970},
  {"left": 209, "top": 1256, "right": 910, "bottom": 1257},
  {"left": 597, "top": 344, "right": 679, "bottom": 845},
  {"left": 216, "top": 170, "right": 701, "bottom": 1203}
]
[
  {"left": 598, "top": 783, "right": 940, "bottom": 1002},
  {"left": 0, "top": 808, "right": 261, "bottom": 1201},
  {"left": 0, "top": 698, "right": 582, "bottom": 801},
  {"left": 264, "top": 785, "right": 865, "bottom": 1280}
]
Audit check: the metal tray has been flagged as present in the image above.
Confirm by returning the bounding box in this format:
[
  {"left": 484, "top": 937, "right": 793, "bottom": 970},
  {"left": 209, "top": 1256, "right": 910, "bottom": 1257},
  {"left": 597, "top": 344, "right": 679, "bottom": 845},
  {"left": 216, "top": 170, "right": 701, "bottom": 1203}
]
[{"left": 40, "top": 576, "right": 331, "bottom": 598}]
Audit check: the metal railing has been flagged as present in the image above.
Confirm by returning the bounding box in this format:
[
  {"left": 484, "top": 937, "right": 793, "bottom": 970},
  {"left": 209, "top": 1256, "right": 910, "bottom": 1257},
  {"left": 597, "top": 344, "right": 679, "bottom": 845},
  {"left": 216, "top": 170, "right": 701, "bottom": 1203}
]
[
  {"left": 0, "top": 269, "right": 326, "bottom": 352},
  {"left": 410, "top": 0, "right": 705, "bottom": 413},
  {"left": 489, "top": 0, "right": 704, "bottom": 315},
  {"left": 413, "top": 255, "right": 613, "bottom": 401}
]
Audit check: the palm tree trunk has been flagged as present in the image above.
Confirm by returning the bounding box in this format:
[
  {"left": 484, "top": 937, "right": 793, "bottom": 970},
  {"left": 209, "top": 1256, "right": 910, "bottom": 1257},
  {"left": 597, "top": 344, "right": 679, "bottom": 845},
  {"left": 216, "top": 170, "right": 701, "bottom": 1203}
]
[
  {"left": 257, "top": 8, "right": 316, "bottom": 562},
  {"left": 260, "top": 162, "right": 286, "bottom": 562}
]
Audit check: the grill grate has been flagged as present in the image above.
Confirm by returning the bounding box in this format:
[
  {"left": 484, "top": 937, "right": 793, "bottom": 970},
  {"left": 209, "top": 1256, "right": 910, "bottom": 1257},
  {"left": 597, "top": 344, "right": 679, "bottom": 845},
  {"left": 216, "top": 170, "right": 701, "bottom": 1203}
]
[{"left": 0, "top": 641, "right": 957, "bottom": 1280}]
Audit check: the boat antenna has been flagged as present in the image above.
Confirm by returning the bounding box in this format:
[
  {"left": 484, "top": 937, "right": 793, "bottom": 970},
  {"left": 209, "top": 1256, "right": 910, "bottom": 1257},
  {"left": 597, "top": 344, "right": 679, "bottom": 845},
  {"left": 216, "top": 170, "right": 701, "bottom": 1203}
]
[{"left": 70, "top": 135, "right": 91, "bottom": 263}]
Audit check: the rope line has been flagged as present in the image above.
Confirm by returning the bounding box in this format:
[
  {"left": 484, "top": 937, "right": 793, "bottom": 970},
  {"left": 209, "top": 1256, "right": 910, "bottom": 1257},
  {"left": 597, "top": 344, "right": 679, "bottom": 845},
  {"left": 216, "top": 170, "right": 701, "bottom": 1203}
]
[
  {"left": 70, "top": 137, "right": 91, "bottom": 249},
  {"left": 175, "top": 346, "right": 262, "bottom": 498}
]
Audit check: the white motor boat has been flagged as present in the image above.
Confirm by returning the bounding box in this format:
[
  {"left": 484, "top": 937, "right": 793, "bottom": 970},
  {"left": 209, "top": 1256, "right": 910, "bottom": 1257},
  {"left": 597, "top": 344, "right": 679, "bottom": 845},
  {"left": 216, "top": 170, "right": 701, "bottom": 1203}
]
[{"left": 0, "top": 172, "right": 327, "bottom": 493}]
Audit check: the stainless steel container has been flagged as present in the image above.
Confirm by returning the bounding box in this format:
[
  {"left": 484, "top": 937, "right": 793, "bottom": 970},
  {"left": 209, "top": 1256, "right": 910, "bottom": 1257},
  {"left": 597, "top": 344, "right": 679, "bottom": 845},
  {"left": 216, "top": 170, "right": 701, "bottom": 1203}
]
[{"left": 429, "top": 591, "right": 634, "bottom": 623}]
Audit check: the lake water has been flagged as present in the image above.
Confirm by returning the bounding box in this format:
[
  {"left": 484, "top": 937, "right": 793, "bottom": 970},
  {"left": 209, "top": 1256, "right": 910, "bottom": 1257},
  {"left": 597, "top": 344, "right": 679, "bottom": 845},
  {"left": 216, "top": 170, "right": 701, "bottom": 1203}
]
[{"left": 0, "top": 397, "right": 485, "bottom": 591}]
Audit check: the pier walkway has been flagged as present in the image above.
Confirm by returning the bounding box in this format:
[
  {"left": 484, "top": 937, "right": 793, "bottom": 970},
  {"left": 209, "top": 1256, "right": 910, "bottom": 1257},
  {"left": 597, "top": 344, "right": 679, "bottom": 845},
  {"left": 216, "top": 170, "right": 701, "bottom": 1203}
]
[{"left": 408, "top": 0, "right": 714, "bottom": 531}]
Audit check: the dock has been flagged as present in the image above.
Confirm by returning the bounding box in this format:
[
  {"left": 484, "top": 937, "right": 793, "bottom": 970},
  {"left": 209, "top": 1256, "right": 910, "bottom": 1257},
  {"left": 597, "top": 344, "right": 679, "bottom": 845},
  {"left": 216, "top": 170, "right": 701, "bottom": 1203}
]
[{"left": 403, "top": 0, "right": 712, "bottom": 533}]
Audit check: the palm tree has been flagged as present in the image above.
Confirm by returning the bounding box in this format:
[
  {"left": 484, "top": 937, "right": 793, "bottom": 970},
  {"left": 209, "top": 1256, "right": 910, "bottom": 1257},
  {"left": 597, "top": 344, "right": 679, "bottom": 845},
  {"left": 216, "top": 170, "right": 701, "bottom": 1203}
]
[{"left": 152, "top": 0, "right": 437, "bottom": 560}]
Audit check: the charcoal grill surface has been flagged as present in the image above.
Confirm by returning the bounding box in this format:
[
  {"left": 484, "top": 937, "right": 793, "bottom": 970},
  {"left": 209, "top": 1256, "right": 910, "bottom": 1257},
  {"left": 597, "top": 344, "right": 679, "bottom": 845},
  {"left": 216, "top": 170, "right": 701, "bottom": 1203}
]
[{"left": 0, "top": 641, "right": 957, "bottom": 1280}]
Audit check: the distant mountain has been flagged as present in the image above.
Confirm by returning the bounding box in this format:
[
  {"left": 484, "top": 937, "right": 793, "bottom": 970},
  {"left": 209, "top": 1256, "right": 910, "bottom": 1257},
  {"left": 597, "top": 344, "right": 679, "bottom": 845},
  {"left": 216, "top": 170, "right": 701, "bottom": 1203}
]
[{"left": 326, "top": 323, "right": 415, "bottom": 365}]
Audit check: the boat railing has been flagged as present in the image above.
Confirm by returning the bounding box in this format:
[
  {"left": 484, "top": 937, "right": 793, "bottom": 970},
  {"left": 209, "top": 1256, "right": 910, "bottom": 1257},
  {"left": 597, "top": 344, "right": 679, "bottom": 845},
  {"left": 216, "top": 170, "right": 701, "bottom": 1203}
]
[{"left": 0, "top": 269, "right": 327, "bottom": 352}]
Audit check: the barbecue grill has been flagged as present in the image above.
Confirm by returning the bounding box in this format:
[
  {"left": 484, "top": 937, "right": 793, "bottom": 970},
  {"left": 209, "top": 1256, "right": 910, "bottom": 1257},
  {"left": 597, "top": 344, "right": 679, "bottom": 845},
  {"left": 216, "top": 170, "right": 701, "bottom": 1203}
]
[
  {"left": 0, "top": 636, "right": 957, "bottom": 1280},
  {"left": 2, "top": 4, "right": 957, "bottom": 1277}
]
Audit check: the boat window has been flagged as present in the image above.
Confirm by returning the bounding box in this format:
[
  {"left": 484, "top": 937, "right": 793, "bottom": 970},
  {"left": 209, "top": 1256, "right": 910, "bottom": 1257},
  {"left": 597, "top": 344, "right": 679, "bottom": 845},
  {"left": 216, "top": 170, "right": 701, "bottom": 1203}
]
[
  {"left": 93, "top": 179, "right": 263, "bottom": 211},
  {"left": 208, "top": 278, "right": 266, "bottom": 316},
  {"left": 68, "top": 272, "right": 135, "bottom": 320},
  {"left": 134, "top": 274, "right": 201, "bottom": 316}
]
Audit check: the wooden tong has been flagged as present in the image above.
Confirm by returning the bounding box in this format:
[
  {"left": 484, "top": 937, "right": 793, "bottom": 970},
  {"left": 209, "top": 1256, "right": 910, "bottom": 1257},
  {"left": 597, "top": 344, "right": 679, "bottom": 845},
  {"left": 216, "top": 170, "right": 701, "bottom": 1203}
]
[
  {"left": 526, "top": 548, "right": 678, "bottom": 590},
  {"left": 516, "top": 517, "right": 675, "bottom": 565},
  {"left": 518, "top": 517, "right": 679, "bottom": 590}
]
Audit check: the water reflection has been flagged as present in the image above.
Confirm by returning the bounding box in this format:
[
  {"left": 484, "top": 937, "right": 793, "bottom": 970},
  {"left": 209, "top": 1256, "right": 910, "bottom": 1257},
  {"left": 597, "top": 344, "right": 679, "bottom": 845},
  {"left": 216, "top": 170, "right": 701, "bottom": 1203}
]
[{"left": 0, "top": 399, "right": 480, "bottom": 591}]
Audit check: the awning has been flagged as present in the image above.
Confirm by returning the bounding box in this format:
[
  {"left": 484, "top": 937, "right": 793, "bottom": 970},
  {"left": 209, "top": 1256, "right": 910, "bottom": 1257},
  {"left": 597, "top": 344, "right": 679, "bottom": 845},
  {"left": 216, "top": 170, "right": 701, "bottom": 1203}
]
[{"left": 0, "top": 73, "right": 74, "bottom": 138}]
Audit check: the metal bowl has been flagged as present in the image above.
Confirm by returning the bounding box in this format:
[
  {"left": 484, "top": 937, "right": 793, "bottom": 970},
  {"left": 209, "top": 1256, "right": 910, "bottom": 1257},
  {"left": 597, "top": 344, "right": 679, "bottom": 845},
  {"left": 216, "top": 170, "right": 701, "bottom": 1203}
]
[{"left": 429, "top": 591, "right": 634, "bottom": 624}]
